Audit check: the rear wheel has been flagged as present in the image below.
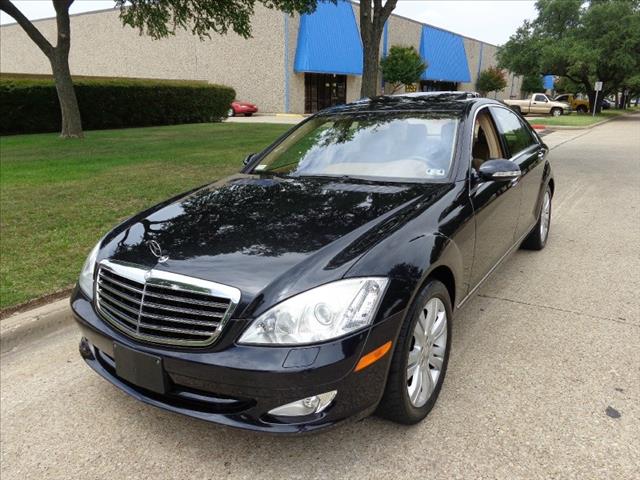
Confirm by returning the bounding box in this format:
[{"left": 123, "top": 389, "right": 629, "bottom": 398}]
[
  {"left": 576, "top": 105, "right": 588, "bottom": 114},
  {"left": 551, "top": 107, "right": 562, "bottom": 117},
  {"left": 376, "top": 280, "right": 452, "bottom": 424},
  {"left": 245, "top": 113, "right": 253, "bottom": 117},
  {"left": 521, "top": 186, "right": 552, "bottom": 250}
]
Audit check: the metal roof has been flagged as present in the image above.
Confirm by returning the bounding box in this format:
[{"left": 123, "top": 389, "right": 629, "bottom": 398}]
[
  {"left": 420, "top": 26, "right": 471, "bottom": 83},
  {"left": 294, "top": 0, "right": 363, "bottom": 76}
]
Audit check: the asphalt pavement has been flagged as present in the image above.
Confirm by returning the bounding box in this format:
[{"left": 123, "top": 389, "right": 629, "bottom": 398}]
[{"left": 1, "top": 116, "right": 639, "bottom": 480}]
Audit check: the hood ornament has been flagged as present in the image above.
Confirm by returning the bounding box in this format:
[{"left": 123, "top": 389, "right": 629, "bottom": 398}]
[{"left": 147, "top": 240, "right": 169, "bottom": 263}]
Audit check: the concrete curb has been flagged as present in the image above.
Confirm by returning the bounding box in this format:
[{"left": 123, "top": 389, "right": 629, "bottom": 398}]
[{"left": 0, "top": 298, "right": 73, "bottom": 353}]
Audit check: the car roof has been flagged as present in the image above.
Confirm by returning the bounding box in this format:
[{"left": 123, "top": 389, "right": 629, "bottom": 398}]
[{"left": 319, "top": 91, "right": 496, "bottom": 116}]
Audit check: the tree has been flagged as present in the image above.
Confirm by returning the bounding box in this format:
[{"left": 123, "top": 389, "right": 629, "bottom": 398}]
[
  {"left": 498, "top": 0, "right": 640, "bottom": 113},
  {"left": 0, "top": 0, "right": 322, "bottom": 138},
  {"left": 359, "top": 0, "right": 398, "bottom": 98},
  {"left": 380, "top": 45, "right": 426, "bottom": 93},
  {"left": 521, "top": 74, "right": 544, "bottom": 94},
  {"left": 1, "top": 0, "right": 83, "bottom": 138},
  {"left": 476, "top": 66, "right": 507, "bottom": 97}
]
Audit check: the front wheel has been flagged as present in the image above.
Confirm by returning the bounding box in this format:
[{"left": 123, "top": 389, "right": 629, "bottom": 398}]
[
  {"left": 376, "top": 280, "right": 452, "bottom": 424},
  {"left": 551, "top": 107, "right": 563, "bottom": 117},
  {"left": 521, "top": 185, "right": 552, "bottom": 250}
]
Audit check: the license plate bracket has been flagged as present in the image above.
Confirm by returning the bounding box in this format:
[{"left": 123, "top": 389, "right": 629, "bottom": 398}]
[{"left": 113, "top": 343, "right": 168, "bottom": 394}]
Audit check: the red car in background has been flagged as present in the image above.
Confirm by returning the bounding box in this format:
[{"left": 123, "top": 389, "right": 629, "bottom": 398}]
[{"left": 229, "top": 100, "right": 258, "bottom": 117}]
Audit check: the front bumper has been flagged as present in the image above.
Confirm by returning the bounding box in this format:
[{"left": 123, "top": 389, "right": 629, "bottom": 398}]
[{"left": 71, "top": 289, "right": 402, "bottom": 434}]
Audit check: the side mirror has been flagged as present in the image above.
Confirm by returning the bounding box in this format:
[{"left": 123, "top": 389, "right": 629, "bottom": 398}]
[
  {"left": 477, "top": 159, "right": 521, "bottom": 182},
  {"left": 544, "top": 98, "right": 549, "bottom": 103},
  {"left": 243, "top": 153, "right": 255, "bottom": 166}
]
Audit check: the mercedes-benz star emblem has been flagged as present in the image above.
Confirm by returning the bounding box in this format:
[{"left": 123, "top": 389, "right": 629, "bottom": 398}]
[{"left": 147, "top": 240, "right": 169, "bottom": 263}]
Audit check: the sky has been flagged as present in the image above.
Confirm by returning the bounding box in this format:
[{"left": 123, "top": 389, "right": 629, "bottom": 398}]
[{"left": 0, "top": 0, "right": 538, "bottom": 45}]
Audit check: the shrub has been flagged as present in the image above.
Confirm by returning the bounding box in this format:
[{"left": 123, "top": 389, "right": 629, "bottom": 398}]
[
  {"left": 381, "top": 45, "right": 427, "bottom": 93},
  {"left": 476, "top": 66, "right": 507, "bottom": 96},
  {"left": 0, "top": 76, "right": 235, "bottom": 135}
]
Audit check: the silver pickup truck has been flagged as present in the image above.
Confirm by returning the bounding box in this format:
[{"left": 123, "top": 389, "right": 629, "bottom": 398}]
[{"left": 504, "top": 93, "right": 571, "bottom": 117}]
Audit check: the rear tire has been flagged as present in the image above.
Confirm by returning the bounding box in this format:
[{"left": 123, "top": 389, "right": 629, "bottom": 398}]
[
  {"left": 551, "top": 107, "right": 562, "bottom": 117},
  {"left": 245, "top": 113, "right": 253, "bottom": 117},
  {"left": 576, "top": 105, "right": 588, "bottom": 114},
  {"left": 521, "top": 185, "right": 552, "bottom": 250},
  {"left": 376, "top": 280, "right": 452, "bottom": 425}
]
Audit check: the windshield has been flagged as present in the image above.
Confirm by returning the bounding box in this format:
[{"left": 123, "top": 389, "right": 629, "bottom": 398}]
[{"left": 253, "top": 113, "right": 460, "bottom": 181}]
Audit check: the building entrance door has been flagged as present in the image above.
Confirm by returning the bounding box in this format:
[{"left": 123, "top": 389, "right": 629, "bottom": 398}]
[
  {"left": 305, "top": 73, "right": 347, "bottom": 113},
  {"left": 420, "top": 80, "right": 459, "bottom": 92}
]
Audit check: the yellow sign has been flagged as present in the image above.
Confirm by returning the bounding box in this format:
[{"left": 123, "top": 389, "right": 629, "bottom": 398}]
[{"left": 404, "top": 83, "right": 418, "bottom": 93}]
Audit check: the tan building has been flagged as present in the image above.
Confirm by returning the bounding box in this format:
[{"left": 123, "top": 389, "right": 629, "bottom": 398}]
[{"left": 0, "top": 1, "right": 521, "bottom": 114}]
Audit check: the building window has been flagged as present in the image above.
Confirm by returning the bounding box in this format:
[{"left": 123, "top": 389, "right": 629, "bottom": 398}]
[
  {"left": 420, "top": 80, "right": 458, "bottom": 92},
  {"left": 304, "top": 73, "right": 347, "bottom": 113}
]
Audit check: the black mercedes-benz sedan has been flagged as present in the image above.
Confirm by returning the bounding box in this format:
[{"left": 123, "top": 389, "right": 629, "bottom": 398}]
[{"left": 72, "top": 92, "right": 554, "bottom": 434}]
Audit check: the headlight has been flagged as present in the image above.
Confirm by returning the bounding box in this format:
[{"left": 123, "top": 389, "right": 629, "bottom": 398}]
[
  {"left": 238, "top": 278, "right": 388, "bottom": 345},
  {"left": 78, "top": 241, "right": 101, "bottom": 300}
]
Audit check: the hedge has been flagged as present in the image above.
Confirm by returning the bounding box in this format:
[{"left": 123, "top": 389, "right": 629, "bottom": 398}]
[{"left": 0, "top": 76, "right": 236, "bottom": 135}]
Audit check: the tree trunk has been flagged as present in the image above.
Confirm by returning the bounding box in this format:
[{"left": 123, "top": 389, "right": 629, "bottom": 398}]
[
  {"left": 361, "top": 36, "right": 382, "bottom": 98},
  {"left": 50, "top": 53, "right": 83, "bottom": 138},
  {"left": 359, "top": 0, "right": 397, "bottom": 99},
  {"left": 0, "top": 0, "right": 83, "bottom": 138},
  {"left": 587, "top": 89, "right": 604, "bottom": 114}
]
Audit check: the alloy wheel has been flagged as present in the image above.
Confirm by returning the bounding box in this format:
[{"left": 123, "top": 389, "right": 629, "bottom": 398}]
[
  {"left": 540, "top": 190, "right": 551, "bottom": 242},
  {"left": 407, "top": 297, "right": 448, "bottom": 408}
]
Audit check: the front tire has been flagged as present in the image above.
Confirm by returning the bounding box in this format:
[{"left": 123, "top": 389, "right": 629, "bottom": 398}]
[
  {"left": 376, "top": 280, "right": 452, "bottom": 425},
  {"left": 521, "top": 185, "right": 552, "bottom": 250},
  {"left": 551, "top": 107, "right": 562, "bottom": 117}
]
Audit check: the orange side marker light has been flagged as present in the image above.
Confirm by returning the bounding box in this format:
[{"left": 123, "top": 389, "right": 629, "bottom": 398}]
[{"left": 355, "top": 341, "right": 392, "bottom": 372}]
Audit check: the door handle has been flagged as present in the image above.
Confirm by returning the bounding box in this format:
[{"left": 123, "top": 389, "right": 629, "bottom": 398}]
[{"left": 537, "top": 150, "right": 545, "bottom": 158}]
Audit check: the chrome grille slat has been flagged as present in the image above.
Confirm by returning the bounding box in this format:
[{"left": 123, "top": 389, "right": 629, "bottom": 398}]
[
  {"left": 98, "top": 275, "right": 145, "bottom": 295},
  {"left": 138, "top": 322, "right": 215, "bottom": 336},
  {"left": 95, "top": 260, "right": 240, "bottom": 347},
  {"left": 97, "top": 281, "right": 143, "bottom": 304},
  {"left": 140, "top": 311, "right": 220, "bottom": 327},
  {"left": 143, "top": 301, "right": 224, "bottom": 318},
  {"left": 98, "top": 290, "right": 142, "bottom": 316},
  {"left": 99, "top": 301, "right": 139, "bottom": 327},
  {"left": 142, "top": 290, "right": 228, "bottom": 309}
]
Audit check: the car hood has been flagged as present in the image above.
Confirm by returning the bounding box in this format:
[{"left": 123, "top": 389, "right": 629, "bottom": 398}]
[{"left": 100, "top": 174, "right": 451, "bottom": 315}]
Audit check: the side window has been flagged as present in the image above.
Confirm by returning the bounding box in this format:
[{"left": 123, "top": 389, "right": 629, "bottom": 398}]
[
  {"left": 471, "top": 110, "right": 503, "bottom": 171},
  {"left": 555, "top": 94, "right": 567, "bottom": 102},
  {"left": 491, "top": 107, "right": 537, "bottom": 157},
  {"left": 534, "top": 94, "right": 547, "bottom": 102}
]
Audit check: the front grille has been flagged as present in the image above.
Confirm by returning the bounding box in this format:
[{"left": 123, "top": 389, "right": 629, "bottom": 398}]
[{"left": 95, "top": 260, "right": 240, "bottom": 347}]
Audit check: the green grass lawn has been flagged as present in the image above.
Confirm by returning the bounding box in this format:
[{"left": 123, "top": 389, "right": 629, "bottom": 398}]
[
  {"left": 525, "top": 109, "right": 632, "bottom": 126},
  {"left": 0, "top": 122, "right": 290, "bottom": 310}
]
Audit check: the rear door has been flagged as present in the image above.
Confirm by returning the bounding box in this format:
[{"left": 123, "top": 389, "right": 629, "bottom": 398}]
[
  {"left": 490, "top": 106, "right": 546, "bottom": 238},
  {"left": 468, "top": 107, "right": 522, "bottom": 288}
]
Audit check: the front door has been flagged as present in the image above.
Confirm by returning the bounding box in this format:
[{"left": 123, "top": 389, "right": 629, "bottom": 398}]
[
  {"left": 490, "top": 106, "right": 547, "bottom": 238},
  {"left": 468, "top": 107, "right": 522, "bottom": 288},
  {"left": 304, "top": 73, "right": 347, "bottom": 113},
  {"left": 531, "top": 94, "right": 549, "bottom": 114}
]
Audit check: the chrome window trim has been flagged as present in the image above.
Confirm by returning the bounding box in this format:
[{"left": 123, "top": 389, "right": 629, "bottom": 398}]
[{"left": 95, "top": 259, "right": 241, "bottom": 347}]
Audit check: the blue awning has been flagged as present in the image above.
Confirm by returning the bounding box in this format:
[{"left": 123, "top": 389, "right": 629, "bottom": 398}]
[
  {"left": 420, "top": 26, "right": 471, "bottom": 83},
  {"left": 294, "top": 0, "right": 363, "bottom": 76},
  {"left": 543, "top": 75, "right": 555, "bottom": 89}
]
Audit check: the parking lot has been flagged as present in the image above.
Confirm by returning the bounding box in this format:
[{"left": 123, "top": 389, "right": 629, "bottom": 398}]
[{"left": 1, "top": 116, "right": 638, "bottom": 479}]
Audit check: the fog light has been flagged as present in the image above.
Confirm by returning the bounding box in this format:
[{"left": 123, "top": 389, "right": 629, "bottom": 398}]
[{"left": 268, "top": 391, "right": 337, "bottom": 417}]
